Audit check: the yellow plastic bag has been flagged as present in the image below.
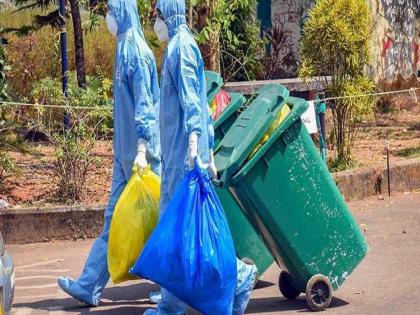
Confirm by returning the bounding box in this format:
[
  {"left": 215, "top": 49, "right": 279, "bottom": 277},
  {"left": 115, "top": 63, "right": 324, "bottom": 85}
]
[
  {"left": 249, "top": 105, "right": 291, "bottom": 158},
  {"left": 108, "top": 166, "right": 160, "bottom": 284}
]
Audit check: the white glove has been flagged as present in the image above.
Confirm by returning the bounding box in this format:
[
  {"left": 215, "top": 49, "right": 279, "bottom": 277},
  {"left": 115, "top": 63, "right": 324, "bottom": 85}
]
[
  {"left": 188, "top": 132, "right": 198, "bottom": 169},
  {"left": 208, "top": 149, "right": 217, "bottom": 179},
  {"left": 134, "top": 138, "right": 148, "bottom": 175}
]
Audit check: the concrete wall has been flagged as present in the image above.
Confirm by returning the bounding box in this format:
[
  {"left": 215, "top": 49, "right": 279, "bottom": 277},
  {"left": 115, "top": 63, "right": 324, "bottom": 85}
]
[
  {"left": 258, "top": 0, "right": 420, "bottom": 81},
  {"left": 270, "top": 0, "right": 315, "bottom": 77},
  {"left": 258, "top": 0, "right": 316, "bottom": 78},
  {"left": 369, "top": 0, "right": 419, "bottom": 81}
]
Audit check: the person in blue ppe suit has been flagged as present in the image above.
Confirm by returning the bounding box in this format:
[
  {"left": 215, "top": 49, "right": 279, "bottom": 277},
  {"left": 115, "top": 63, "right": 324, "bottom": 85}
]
[
  {"left": 145, "top": 0, "right": 257, "bottom": 314},
  {"left": 57, "top": 0, "right": 161, "bottom": 307}
]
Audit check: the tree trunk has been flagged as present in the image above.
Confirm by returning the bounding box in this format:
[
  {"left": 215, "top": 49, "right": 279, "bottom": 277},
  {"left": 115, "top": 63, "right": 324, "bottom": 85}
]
[
  {"left": 188, "top": 1, "right": 193, "bottom": 28},
  {"left": 207, "top": 41, "right": 220, "bottom": 72},
  {"left": 196, "top": 4, "right": 220, "bottom": 72},
  {"left": 69, "top": 0, "right": 87, "bottom": 88}
]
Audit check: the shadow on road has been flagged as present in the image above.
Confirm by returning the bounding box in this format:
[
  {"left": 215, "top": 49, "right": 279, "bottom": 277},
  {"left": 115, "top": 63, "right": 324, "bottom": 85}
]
[
  {"left": 13, "top": 282, "right": 158, "bottom": 314},
  {"left": 254, "top": 279, "right": 275, "bottom": 290},
  {"left": 13, "top": 279, "right": 349, "bottom": 314},
  {"left": 246, "top": 296, "right": 349, "bottom": 313},
  {"left": 79, "top": 306, "right": 149, "bottom": 314}
]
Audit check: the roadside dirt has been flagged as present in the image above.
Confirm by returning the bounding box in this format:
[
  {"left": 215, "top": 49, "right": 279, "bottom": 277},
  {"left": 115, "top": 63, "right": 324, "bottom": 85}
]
[
  {"left": 338, "top": 109, "right": 420, "bottom": 168},
  {"left": 1, "top": 108, "right": 419, "bottom": 209},
  {"left": 1, "top": 141, "right": 113, "bottom": 208}
]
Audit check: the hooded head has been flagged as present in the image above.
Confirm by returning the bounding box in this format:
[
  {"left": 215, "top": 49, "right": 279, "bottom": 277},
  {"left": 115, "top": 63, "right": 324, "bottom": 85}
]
[
  {"left": 156, "top": 0, "right": 187, "bottom": 38},
  {"left": 108, "top": 0, "right": 143, "bottom": 36}
]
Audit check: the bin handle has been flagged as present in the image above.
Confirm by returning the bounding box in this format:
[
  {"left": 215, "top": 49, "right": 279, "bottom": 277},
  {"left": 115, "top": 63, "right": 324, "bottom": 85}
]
[
  {"left": 212, "top": 178, "right": 222, "bottom": 187},
  {"left": 209, "top": 81, "right": 218, "bottom": 92}
]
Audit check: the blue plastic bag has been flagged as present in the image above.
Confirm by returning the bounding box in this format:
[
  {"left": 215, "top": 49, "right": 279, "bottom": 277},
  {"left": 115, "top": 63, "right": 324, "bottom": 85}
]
[{"left": 130, "top": 162, "right": 237, "bottom": 314}]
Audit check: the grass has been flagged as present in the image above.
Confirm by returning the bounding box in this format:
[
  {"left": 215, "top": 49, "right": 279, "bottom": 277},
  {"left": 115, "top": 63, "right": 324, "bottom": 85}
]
[
  {"left": 394, "top": 147, "right": 420, "bottom": 158},
  {"left": 328, "top": 156, "right": 358, "bottom": 173}
]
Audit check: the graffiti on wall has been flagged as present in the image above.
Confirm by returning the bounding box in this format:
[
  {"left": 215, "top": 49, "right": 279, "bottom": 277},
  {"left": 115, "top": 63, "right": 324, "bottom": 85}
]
[
  {"left": 381, "top": 0, "right": 419, "bottom": 80},
  {"left": 270, "top": 0, "right": 315, "bottom": 78}
]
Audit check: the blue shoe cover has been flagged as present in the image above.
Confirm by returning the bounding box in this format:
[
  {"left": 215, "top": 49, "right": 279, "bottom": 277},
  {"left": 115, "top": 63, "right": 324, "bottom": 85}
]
[
  {"left": 233, "top": 262, "right": 258, "bottom": 315},
  {"left": 58, "top": 277, "right": 98, "bottom": 307},
  {"left": 149, "top": 291, "right": 162, "bottom": 304}
]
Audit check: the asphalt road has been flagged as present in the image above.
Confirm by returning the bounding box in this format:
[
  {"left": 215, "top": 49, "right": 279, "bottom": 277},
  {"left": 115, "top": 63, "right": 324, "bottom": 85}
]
[{"left": 8, "top": 192, "right": 420, "bottom": 315}]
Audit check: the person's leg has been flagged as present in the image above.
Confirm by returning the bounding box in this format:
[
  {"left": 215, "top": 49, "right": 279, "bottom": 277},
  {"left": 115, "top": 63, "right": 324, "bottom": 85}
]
[
  {"left": 144, "top": 288, "right": 186, "bottom": 315},
  {"left": 147, "top": 157, "right": 163, "bottom": 305},
  {"left": 149, "top": 156, "right": 161, "bottom": 177},
  {"left": 58, "top": 161, "right": 127, "bottom": 306},
  {"left": 145, "top": 288, "right": 186, "bottom": 315},
  {"left": 233, "top": 258, "right": 258, "bottom": 315}
]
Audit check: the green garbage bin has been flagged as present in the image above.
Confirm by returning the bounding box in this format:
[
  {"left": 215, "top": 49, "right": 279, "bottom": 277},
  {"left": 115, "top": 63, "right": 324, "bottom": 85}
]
[
  {"left": 215, "top": 187, "right": 274, "bottom": 275},
  {"left": 205, "top": 71, "right": 223, "bottom": 104},
  {"left": 215, "top": 93, "right": 368, "bottom": 311},
  {"left": 213, "top": 86, "right": 290, "bottom": 277}
]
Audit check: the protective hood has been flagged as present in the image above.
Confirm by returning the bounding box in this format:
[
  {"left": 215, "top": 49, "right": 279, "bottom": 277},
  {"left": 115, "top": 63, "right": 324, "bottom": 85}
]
[
  {"left": 156, "top": 0, "right": 187, "bottom": 38},
  {"left": 108, "top": 0, "right": 144, "bottom": 36}
]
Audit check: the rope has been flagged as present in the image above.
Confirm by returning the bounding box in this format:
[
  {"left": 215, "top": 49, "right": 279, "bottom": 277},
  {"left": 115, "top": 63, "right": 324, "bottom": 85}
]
[
  {"left": 319, "top": 87, "right": 419, "bottom": 102},
  {"left": 0, "top": 87, "right": 418, "bottom": 110},
  {"left": 0, "top": 100, "right": 112, "bottom": 111}
]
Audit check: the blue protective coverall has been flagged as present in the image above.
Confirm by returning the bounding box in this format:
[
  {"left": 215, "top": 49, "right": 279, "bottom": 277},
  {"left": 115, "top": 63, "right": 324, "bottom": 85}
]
[
  {"left": 57, "top": 0, "right": 161, "bottom": 306},
  {"left": 147, "top": 0, "right": 257, "bottom": 314}
]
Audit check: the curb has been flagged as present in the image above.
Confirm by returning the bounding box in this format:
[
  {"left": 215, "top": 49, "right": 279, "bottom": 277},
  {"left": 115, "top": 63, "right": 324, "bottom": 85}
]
[
  {"left": 2, "top": 158, "right": 419, "bottom": 244},
  {"left": 334, "top": 158, "right": 420, "bottom": 201},
  {"left": 0, "top": 205, "right": 104, "bottom": 244}
]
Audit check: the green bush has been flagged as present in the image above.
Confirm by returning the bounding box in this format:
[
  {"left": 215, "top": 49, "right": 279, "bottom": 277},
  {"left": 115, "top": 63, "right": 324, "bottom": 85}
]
[
  {"left": 192, "top": 0, "right": 264, "bottom": 81},
  {"left": 0, "top": 44, "right": 19, "bottom": 185},
  {"left": 29, "top": 75, "right": 110, "bottom": 203},
  {"left": 1, "top": 9, "right": 63, "bottom": 98},
  {"left": 50, "top": 117, "right": 97, "bottom": 203},
  {"left": 1, "top": 7, "right": 167, "bottom": 100},
  {"left": 219, "top": 0, "right": 264, "bottom": 81},
  {"left": 30, "top": 75, "right": 113, "bottom": 138},
  {"left": 0, "top": 45, "right": 11, "bottom": 100},
  {"left": 0, "top": 108, "right": 27, "bottom": 186},
  {"left": 0, "top": 8, "right": 115, "bottom": 99},
  {"left": 299, "top": 0, "right": 375, "bottom": 168}
]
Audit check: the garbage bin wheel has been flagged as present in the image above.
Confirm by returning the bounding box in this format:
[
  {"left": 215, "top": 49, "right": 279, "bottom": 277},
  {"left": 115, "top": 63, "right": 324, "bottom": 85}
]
[
  {"left": 305, "top": 274, "right": 333, "bottom": 312},
  {"left": 241, "top": 258, "right": 259, "bottom": 288},
  {"left": 278, "top": 271, "right": 300, "bottom": 300}
]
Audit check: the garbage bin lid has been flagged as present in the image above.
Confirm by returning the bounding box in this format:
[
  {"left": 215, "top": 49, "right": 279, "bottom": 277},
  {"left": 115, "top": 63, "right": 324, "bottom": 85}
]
[
  {"left": 205, "top": 71, "right": 224, "bottom": 104},
  {"left": 214, "top": 92, "right": 247, "bottom": 130},
  {"left": 229, "top": 96, "right": 309, "bottom": 185},
  {"left": 215, "top": 84, "right": 289, "bottom": 185}
]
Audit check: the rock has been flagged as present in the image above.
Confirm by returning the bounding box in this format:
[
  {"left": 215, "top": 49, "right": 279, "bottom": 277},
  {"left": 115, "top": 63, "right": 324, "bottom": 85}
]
[
  {"left": 0, "top": 199, "right": 10, "bottom": 209},
  {"left": 360, "top": 223, "right": 368, "bottom": 232}
]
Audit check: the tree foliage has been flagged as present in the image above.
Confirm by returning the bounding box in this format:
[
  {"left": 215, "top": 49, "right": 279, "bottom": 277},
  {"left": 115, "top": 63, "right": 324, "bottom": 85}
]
[
  {"left": 0, "top": 46, "right": 28, "bottom": 185},
  {"left": 0, "top": 45, "right": 11, "bottom": 100},
  {"left": 8, "top": 0, "right": 92, "bottom": 88},
  {"left": 192, "top": 0, "right": 263, "bottom": 81},
  {"left": 219, "top": 0, "right": 263, "bottom": 81},
  {"left": 299, "top": 0, "right": 372, "bottom": 79},
  {"left": 0, "top": 110, "right": 23, "bottom": 185},
  {"left": 299, "top": 0, "right": 375, "bottom": 168}
]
